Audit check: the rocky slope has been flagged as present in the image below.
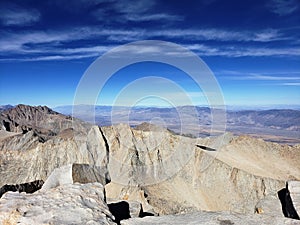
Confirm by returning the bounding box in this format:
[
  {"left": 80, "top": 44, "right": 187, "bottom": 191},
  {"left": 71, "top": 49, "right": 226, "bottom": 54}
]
[
  {"left": 103, "top": 124, "right": 300, "bottom": 215},
  {"left": 0, "top": 105, "right": 299, "bottom": 224}
]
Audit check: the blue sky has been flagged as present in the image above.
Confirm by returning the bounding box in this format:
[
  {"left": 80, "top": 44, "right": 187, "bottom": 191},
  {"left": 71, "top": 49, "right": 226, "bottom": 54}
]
[{"left": 0, "top": 0, "right": 299, "bottom": 107}]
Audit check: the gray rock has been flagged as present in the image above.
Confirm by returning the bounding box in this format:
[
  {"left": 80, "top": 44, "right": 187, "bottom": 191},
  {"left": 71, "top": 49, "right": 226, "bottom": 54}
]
[
  {"left": 42, "top": 163, "right": 109, "bottom": 190},
  {"left": 120, "top": 211, "right": 299, "bottom": 225},
  {"left": 255, "top": 194, "right": 284, "bottom": 217},
  {"left": 0, "top": 183, "right": 115, "bottom": 225},
  {"left": 0, "top": 125, "right": 110, "bottom": 187}
]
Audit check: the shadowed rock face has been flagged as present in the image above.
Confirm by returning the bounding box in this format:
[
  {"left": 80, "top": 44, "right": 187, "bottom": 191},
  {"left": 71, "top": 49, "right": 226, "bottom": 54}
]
[
  {"left": 278, "top": 181, "right": 300, "bottom": 220},
  {"left": 0, "top": 180, "right": 44, "bottom": 198},
  {"left": 108, "top": 201, "right": 131, "bottom": 224}
]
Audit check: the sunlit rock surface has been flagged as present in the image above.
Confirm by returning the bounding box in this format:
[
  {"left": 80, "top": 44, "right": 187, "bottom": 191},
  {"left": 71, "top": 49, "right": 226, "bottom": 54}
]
[{"left": 0, "top": 183, "right": 115, "bottom": 225}]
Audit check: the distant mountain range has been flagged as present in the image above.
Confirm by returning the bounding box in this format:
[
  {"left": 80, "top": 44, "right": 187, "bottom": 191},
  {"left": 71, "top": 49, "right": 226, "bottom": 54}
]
[
  {"left": 1, "top": 104, "right": 298, "bottom": 144},
  {"left": 53, "top": 105, "right": 300, "bottom": 145},
  {"left": 0, "top": 105, "right": 14, "bottom": 112}
]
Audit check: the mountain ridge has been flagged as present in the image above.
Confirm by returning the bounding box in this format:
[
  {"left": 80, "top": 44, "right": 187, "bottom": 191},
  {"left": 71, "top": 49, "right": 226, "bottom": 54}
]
[{"left": 0, "top": 104, "right": 299, "bottom": 223}]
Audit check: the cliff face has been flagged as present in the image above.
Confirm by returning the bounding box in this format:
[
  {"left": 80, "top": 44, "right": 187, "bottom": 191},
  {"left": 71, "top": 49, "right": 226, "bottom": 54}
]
[
  {"left": 102, "top": 124, "right": 299, "bottom": 214},
  {"left": 0, "top": 105, "right": 299, "bottom": 217},
  {"left": 0, "top": 125, "right": 109, "bottom": 186},
  {"left": 0, "top": 105, "right": 109, "bottom": 187}
]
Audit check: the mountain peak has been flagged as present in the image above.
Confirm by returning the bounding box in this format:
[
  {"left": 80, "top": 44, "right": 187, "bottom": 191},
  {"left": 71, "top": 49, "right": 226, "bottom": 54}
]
[
  {"left": 9, "top": 104, "right": 58, "bottom": 116},
  {"left": 0, "top": 104, "right": 72, "bottom": 140}
]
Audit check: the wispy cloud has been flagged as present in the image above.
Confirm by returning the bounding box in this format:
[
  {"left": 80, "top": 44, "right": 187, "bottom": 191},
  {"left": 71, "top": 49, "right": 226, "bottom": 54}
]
[
  {"left": 150, "top": 28, "right": 285, "bottom": 42},
  {"left": 0, "top": 24, "right": 299, "bottom": 61},
  {"left": 0, "top": 3, "right": 40, "bottom": 26},
  {"left": 91, "top": 0, "right": 183, "bottom": 23},
  {"left": 267, "top": 0, "right": 299, "bottom": 16},
  {"left": 187, "top": 44, "right": 300, "bottom": 57},
  {"left": 218, "top": 70, "right": 300, "bottom": 81},
  {"left": 282, "top": 82, "right": 300, "bottom": 86},
  {"left": 0, "top": 28, "right": 137, "bottom": 53},
  {"left": 114, "top": 0, "right": 155, "bottom": 14},
  {"left": 123, "top": 13, "right": 183, "bottom": 22},
  {"left": 248, "top": 74, "right": 300, "bottom": 81}
]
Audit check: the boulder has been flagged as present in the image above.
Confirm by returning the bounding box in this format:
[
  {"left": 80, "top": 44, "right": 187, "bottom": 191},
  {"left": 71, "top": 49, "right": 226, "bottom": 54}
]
[
  {"left": 0, "top": 183, "right": 115, "bottom": 225},
  {"left": 42, "top": 163, "right": 109, "bottom": 190}
]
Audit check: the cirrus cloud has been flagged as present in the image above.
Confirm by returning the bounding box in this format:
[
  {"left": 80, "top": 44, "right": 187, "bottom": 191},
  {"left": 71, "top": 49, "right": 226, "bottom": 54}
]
[{"left": 0, "top": 3, "right": 40, "bottom": 26}]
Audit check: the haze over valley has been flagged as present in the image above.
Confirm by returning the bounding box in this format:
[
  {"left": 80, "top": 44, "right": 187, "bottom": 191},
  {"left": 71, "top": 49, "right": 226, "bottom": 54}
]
[{"left": 54, "top": 105, "right": 300, "bottom": 145}]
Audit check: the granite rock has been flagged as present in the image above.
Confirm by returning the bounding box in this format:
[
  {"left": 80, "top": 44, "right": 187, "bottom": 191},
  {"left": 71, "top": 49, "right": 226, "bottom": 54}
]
[{"left": 0, "top": 183, "right": 115, "bottom": 225}]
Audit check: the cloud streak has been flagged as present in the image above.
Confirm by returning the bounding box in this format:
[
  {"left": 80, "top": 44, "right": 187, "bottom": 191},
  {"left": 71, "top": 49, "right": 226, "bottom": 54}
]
[
  {"left": 0, "top": 3, "right": 40, "bottom": 26},
  {"left": 267, "top": 0, "right": 299, "bottom": 16},
  {"left": 91, "top": 0, "right": 183, "bottom": 23},
  {"left": 282, "top": 82, "right": 300, "bottom": 86},
  {"left": 123, "top": 13, "right": 184, "bottom": 22},
  {"left": 0, "top": 24, "right": 299, "bottom": 61},
  {"left": 150, "top": 28, "right": 286, "bottom": 42},
  {"left": 218, "top": 70, "right": 300, "bottom": 86}
]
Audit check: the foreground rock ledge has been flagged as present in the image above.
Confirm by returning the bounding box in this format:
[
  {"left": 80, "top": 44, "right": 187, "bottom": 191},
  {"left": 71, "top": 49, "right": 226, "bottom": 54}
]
[
  {"left": 120, "top": 211, "right": 300, "bottom": 225},
  {"left": 0, "top": 183, "right": 115, "bottom": 225}
]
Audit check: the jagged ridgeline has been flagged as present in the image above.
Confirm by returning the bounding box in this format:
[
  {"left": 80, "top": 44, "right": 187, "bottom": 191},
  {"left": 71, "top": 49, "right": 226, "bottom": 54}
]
[{"left": 0, "top": 104, "right": 299, "bottom": 224}]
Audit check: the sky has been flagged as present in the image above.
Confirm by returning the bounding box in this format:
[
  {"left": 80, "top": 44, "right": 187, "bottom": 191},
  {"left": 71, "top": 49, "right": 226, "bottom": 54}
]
[{"left": 0, "top": 0, "right": 299, "bottom": 108}]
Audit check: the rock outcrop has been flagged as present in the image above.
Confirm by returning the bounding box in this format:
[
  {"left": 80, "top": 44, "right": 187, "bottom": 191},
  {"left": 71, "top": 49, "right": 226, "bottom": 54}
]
[
  {"left": 0, "top": 183, "right": 115, "bottom": 224},
  {"left": 42, "top": 163, "right": 109, "bottom": 190},
  {"left": 0, "top": 124, "right": 110, "bottom": 187},
  {"left": 102, "top": 124, "right": 299, "bottom": 215}
]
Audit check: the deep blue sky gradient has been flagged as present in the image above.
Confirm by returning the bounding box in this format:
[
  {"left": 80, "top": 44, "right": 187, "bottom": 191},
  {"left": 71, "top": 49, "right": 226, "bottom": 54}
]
[{"left": 0, "top": 0, "right": 299, "bottom": 107}]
